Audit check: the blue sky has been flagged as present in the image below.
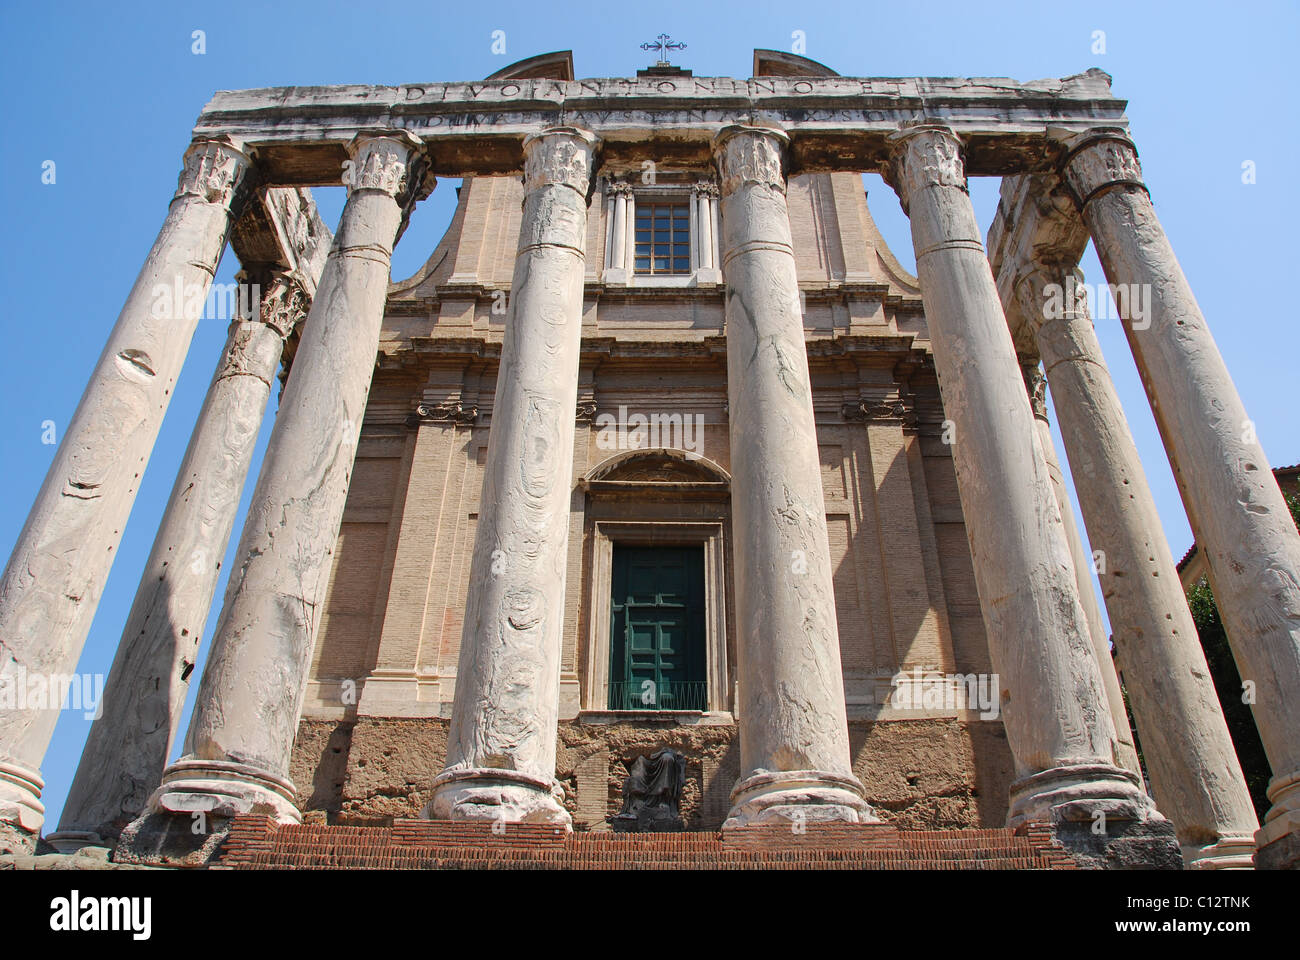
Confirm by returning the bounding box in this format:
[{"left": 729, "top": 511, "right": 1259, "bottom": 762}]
[{"left": 1, "top": 0, "right": 1296, "bottom": 832}]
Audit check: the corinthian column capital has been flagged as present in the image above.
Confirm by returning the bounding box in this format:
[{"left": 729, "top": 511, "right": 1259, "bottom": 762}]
[
  {"left": 1014, "top": 263, "right": 1091, "bottom": 336},
  {"left": 174, "top": 135, "right": 254, "bottom": 209},
  {"left": 522, "top": 126, "right": 599, "bottom": 196},
  {"left": 346, "top": 130, "right": 429, "bottom": 201},
  {"left": 712, "top": 124, "right": 789, "bottom": 195},
  {"left": 883, "top": 123, "right": 966, "bottom": 213},
  {"left": 258, "top": 272, "right": 310, "bottom": 339},
  {"left": 1060, "top": 129, "right": 1148, "bottom": 209}
]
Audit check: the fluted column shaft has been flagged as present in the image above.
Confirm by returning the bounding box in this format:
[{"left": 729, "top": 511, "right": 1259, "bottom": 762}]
[
  {"left": 883, "top": 124, "right": 1160, "bottom": 829},
  {"left": 1020, "top": 265, "right": 1258, "bottom": 867},
  {"left": 0, "top": 137, "right": 252, "bottom": 851},
  {"left": 713, "top": 124, "right": 873, "bottom": 827},
  {"left": 125, "top": 131, "right": 429, "bottom": 834},
  {"left": 51, "top": 272, "right": 306, "bottom": 850},
  {"left": 1061, "top": 130, "right": 1299, "bottom": 866},
  {"left": 429, "top": 126, "right": 598, "bottom": 829}
]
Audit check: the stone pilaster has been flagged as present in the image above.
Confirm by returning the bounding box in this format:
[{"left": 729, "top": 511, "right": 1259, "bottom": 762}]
[
  {"left": 0, "top": 136, "right": 253, "bottom": 853},
  {"left": 48, "top": 271, "right": 307, "bottom": 851},
  {"left": 427, "top": 126, "right": 598, "bottom": 829},
  {"left": 712, "top": 123, "right": 874, "bottom": 828},
  {"left": 1021, "top": 362, "right": 1143, "bottom": 780},
  {"left": 117, "top": 131, "right": 430, "bottom": 862},
  {"left": 883, "top": 124, "right": 1175, "bottom": 865}
]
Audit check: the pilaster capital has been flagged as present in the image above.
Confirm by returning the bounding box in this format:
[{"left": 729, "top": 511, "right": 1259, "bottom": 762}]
[
  {"left": 1058, "top": 128, "right": 1147, "bottom": 210},
  {"left": 712, "top": 123, "right": 790, "bottom": 196},
  {"left": 174, "top": 135, "right": 255, "bottom": 210},
  {"left": 606, "top": 178, "right": 634, "bottom": 199},
  {"left": 522, "top": 126, "right": 599, "bottom": 198},
  {"left": 692, "top": 180, "right": 720, "bottom": 200},
  {"left": 882, "top": 123, "right": 966, "bottom": 214}
]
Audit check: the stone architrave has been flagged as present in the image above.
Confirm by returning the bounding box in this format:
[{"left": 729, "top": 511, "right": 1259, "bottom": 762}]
[
  {"left": 1060, "top": 131, "right": 1300, "bottom": 867},
  {"left": 712, "top": 123, "right": 874, "bottom": 828},
  {"left": 882, "top": 124, "right": 1171, "bottom": 850},
  {"left": 1018, "top": 265, "right": 1259, "bottom": 869},
  {"left": 118, "top": 131, "right": 431, "bottom": 853},
  {"left": 427, "top": 126, "right": 599, "bottom": 830},
  {"left": 1021, "top": 362, "right": 1143, "bottom": 780},
  {"left": 0, "top": 136, "right": 253, "bottom": 852},
  {"left": 49, "top": 271, "right": 310, "bottom": 852}
]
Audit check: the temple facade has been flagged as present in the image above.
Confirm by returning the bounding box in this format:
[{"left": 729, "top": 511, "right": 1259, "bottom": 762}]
[{"left": 2, "top": 49, "right": 1298, "bottom": 870}]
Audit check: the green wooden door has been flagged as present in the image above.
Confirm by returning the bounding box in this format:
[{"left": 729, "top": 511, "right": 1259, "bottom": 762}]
[{"left": 609, "top": 545, "right": 706, "bottom": 710}]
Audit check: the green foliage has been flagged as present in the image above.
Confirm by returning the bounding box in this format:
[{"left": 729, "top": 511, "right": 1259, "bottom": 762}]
[{"left": 1182, "top": 485, "right": 1299, "bottom": 822}]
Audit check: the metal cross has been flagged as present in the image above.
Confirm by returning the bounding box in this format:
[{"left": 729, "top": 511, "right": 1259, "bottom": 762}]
[{"left": 640, "top": 34, "right": 686, "bottom": 65}]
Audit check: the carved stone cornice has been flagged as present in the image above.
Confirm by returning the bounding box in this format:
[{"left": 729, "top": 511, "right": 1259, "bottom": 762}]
[
  {"left": 1060, "top": 129, "right": 1147, "bottom": 210},
  {"left": 712, "top": 124, "right": 789, "bottom": 196},
  {"left": 174, "top": 135, "right": 254, "bottom": 211},
  {"left": 407, "top": 400, "right": 478, "bottom": 426},
  {"left": 522, "top": 126, "right": 599, "bottom": 196},
  {"left": 882, "top": 124, "right": 966, "bottom": 214}
]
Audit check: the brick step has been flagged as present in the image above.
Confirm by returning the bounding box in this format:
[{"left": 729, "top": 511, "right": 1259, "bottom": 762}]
[{"left": 216, "top": 816, "right": 1080, "bottom": 870}]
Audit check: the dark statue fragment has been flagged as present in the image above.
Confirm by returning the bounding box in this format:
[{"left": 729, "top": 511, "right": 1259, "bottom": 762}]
[{"left": 608, "top": 748, "right": 686, "bottom": 832}]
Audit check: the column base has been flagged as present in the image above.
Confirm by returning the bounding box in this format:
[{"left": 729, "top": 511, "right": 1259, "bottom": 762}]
[
  {"left": 722, "top": 769, "right": 877, "bottom": 829},
  {"left": 1008, "top": 763, "right": 1182, "bottom": 869},
  {"left": 1182, "top": 836, "right": 1257, "bottom": 870},
  {"left": 0, "top": 758, "right": 44, "bottom": 853},
  {"left": 424, "top": 768, "right": 573, "bottom": 831},
  {"left": 44, "top": 830, "right": 111, "bottom": 854},
  {"left": 1254, "top": 767, "right": 1300, "bottom": 870},
  {"left": 114, "top": 758, "right": 301, "bottom": 866}
]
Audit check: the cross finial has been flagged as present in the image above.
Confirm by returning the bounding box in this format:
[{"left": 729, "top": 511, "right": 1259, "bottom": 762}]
[{"left": 640, "top": 33, "right": 686, "bottom": 66}]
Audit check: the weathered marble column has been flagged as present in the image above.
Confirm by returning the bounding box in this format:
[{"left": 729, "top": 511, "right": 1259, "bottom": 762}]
[
  {"left": 428, "top": 126, "right": 598, "bottom": 829},
  {"left": 49, "top": 272, "right": 307, "bottom": 851},
  {"left": 713, "top": 124, "right": 873, "bottom": 827},
  {"left": 883, "top": 125, "right": 1174, "bottom": 861},
  {"left": 1021, "top": 362, "right": 1143, "bottom": 780},
  {"left": 1060, "top": 129, "right": 1300, "bottom": 867},
  {"left": 1019, "top": 265, "right": 1258, "bottom": 868},
  {"left": 0, "top": 136, "right": 252, "bottom": 852},
  {"left": 118, "top": 131, "right": 430, "bottom": 856}
]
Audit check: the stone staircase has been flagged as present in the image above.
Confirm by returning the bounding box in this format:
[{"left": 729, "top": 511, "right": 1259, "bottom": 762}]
[{"left": 213, "top": 817, "right": 1081, "bottom": 870}]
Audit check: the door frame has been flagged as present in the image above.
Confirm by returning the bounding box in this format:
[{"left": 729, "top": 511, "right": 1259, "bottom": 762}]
[{"left": 586, "top": 521, "right": 730, "bottom": 715}]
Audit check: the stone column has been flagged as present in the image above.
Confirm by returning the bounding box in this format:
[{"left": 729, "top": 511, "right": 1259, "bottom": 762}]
[
  {"left": 883, "top": 125, "right": 1174, "bottom": 862},
  {"left": 118, "top": 131, "right": 430, "bottom": 858},
  {"left": 1063, "top": 132, "right": 1300, "bottom": 869},
  {"left": 1021, "top": 362, "right": 1143, "bottom": 780},
  {"left": 1018, "top": 264, "right": 1259, "bottom": 868},
  {"left": 48, "top": 272, "right": 307, "bottom": 851},
  {"left": 712, "top": 123, "right": 873, "bottom": 827},
  {"left": 0, "top": 136, "right": 253, "bottom": 852},
  {"left": 428, "top": 126, "right": 598, "bottom": 829}
]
